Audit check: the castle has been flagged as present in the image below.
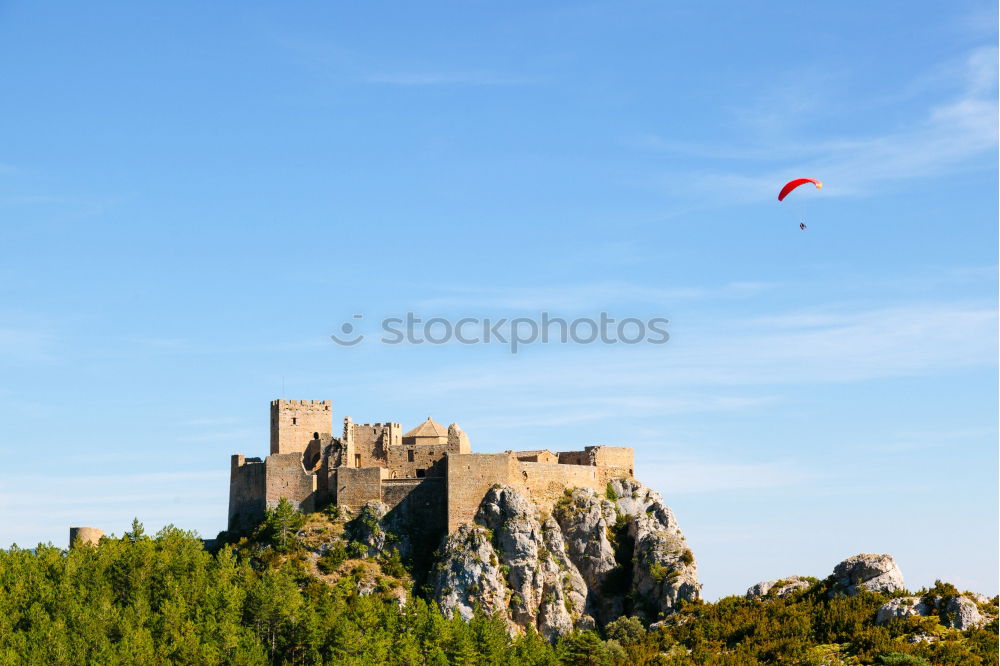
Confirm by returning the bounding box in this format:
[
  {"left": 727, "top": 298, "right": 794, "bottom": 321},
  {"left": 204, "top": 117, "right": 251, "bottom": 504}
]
[{"left": 229, "top": 400, "right": 635, "bottom": 536}]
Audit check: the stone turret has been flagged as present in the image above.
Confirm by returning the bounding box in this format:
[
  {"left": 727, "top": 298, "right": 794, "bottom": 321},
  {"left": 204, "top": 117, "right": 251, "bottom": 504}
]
[{"left": 69, "top": 526, "right": 103, "bottom": 548}]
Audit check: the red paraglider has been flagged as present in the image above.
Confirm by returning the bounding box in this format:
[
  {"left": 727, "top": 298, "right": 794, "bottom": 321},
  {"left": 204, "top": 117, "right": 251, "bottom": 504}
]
[{"left": 778, "top": 178, "right": 822, "bottom": 201}]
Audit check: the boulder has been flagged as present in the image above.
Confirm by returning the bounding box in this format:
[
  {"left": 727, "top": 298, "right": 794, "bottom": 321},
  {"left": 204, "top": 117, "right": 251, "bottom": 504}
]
[
  {"left": 746, "top": 576, "right": 812, "bottom": 600},
  {"left": 944, "top": 595, "right": 986, "bottom": 630},
  {"left": 876, "top": 596, "right": 934, "bottom": 624},
  {"left": 830, "top": 553, "right": 904, "bottom": 596}
]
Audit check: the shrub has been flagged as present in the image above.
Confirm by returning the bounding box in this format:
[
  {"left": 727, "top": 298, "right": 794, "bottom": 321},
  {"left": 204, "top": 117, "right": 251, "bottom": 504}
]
[
  {"left": 317, "top": 541, "right": 348, "bottom": 573},
  {"left": 877, "top": 653, "right": 932, "bottom": 665},
  {"left": 605, "top": 616, "right": 646, "bottom": 646}
]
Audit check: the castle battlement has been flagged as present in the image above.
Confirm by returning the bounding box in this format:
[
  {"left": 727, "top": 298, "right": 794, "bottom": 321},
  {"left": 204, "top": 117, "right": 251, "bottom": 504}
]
[{"left": 228, "top": 400, "right": 634, "bottom": 539}]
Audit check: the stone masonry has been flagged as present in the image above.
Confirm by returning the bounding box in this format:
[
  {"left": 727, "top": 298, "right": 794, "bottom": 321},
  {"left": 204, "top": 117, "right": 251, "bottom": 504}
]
[{"left": 228, "top": 400, "right": 634, "bottom": 539}]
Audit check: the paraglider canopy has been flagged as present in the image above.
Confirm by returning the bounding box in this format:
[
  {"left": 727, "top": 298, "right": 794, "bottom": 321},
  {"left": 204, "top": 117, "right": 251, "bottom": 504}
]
[{"left": 778, "top": 178, "right": 822, "bottom": 201}]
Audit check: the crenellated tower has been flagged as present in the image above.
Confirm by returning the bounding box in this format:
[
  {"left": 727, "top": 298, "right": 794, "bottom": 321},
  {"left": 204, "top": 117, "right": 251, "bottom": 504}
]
[{"left": 270, "top": 399, "right": 332, "bottom": 454}]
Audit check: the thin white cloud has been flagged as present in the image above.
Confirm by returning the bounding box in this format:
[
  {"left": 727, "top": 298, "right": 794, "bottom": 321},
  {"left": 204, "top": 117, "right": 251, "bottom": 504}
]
[
  {"left": 0, "top": 327, "right": 58, "bottom": 363},
  {"left": 364, "top": 71, "right": 529, "bottom": 86},
  {"left": 645, "top": 46, "right": 997, "bottom": 202},
  {"left": 640, "top": 458, "right": 813, "bottom": 494},
  {"left": 176, "top": 428, "right": 257, "bottom": 443},
  {"left": 412, "top": 280, "right": 771, "bottom": 310},
  {"left": 376, "top": 300, "right": 996, "bottom": 398}
]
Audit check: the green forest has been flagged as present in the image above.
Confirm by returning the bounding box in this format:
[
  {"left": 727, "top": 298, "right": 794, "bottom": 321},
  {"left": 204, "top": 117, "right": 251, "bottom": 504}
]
[{"left": 0, "top": 505, "right": 996, "bottom": 665}]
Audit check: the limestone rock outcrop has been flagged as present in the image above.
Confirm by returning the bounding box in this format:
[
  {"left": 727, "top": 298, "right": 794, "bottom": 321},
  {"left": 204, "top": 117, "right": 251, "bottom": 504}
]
[
  {"left": 746, "top": 576, "right": 813, "bottom": 600},
  {"left": 431, "top": 524, "right": 508, "bottom": 623},
  {"left": 876, "top": 594, "right": 991, "bottom": 630},
  {"left": 875, "top": 596, "right": 936, "bottom": 624},
  {"left": 345, "top": 502, "right": 393, "bottom": 558},
  {"left": 431, "top": 480, "right": 699, "bottom": 637},
  {"left": 830, "top": 553, "right": 905, "bottom": 596}
]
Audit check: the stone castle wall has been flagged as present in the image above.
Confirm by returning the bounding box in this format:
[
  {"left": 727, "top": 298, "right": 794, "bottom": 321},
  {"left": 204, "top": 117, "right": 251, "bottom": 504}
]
[
  {"left": 387, "top": 442, "right": 450, "bottom": 478},
  {"left": 346, "top": 421, "right": 401, "bottom": 468},
  {"left": 265, "top": 453, "right": 317, "bottom": 514},
  {"left": 229, "top": 455, "right": 266, "bottom": 533},
  {"left": 336, "top": 466, "right": 387, "bottom": 508},
  {"left": 444, "top": 453, "right": 631, "bottom": 532}
]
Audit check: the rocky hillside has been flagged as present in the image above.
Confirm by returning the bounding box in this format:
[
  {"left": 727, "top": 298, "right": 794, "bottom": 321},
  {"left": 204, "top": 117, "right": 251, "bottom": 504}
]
[
  {"left": 430, "top": 479, "right": 700, "bottom": 638},
  {"left": 263, "top": 477, "right": 701, "bottom": 639},
  {"left": 209, "top": 485, "right": 999, "bottom": 664}
]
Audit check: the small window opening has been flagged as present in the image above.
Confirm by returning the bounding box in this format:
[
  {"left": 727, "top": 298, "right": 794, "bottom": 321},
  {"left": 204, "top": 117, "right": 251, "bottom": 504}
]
[
  {"left": 407, "top": 450, "right": 415, "bottom": 463},
  {"left": 292, "top": 417, "right": 297, "bottom": 425},
  {"left": 416, "top": 468, "right": 426, "bottom": 478},
  {"left": 313, "top": 432, "right": 319, "bottom": 440},
  {"left": 354, "top": 454, "right": 361, "bottom": 467}
]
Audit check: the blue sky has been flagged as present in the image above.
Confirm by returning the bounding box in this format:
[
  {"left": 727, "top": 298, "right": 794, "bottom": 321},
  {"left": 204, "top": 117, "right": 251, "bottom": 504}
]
[{"left": 0, "top": 1, "right": 996, "bottom": 600}]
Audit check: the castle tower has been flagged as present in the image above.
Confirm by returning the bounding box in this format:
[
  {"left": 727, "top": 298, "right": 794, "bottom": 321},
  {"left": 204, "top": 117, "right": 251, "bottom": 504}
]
[
  {"left": 69, "top": 526, "right": 103, "bottom": 548},
  {"left": 270, "top": 400, "right": 332, "bottom": 455}
]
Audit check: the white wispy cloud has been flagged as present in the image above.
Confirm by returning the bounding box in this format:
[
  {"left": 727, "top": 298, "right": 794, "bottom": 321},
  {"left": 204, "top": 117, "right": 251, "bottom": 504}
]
[
  {"left": 412, "top": 280, "right": 771, "bottom": 310},
  {"left": 640, "top": 458, "right": 813, "bottom": 494},
  {"left": 176, "top": 429, "right": 257, "bottom": 443},
  {"left": 0, "top": 327, "right": 58, "bottom": 363},
  {"left": 270, "top": 32, "right": 527, "bottom": 88},
  {"left": 375, "top": 299, "right": 995, "bottom": 400},
  {"left": 363, "top": 71, "right": 529, "bottom": 86},
  {"left": 644, "top": 46, "right": 997, "bottom": 202}
]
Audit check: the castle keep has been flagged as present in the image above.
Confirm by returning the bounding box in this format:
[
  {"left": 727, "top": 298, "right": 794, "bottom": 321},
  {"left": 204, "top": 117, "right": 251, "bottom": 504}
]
[{"left": 229, "top": 400, "right": 634, "bottom": 535}]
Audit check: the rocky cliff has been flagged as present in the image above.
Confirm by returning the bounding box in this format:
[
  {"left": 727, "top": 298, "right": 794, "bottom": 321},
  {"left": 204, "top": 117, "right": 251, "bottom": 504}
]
[{"left": 429, "top": 478, "right": 700, "bottom": 638}]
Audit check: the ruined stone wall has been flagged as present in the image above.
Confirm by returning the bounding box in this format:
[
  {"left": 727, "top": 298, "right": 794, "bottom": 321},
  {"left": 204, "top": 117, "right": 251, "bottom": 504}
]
[
  {"left": 383, "top": 478, "right": 446, "bottom": 516},
  {"left": 446, "top": 453, "right": 519, "bottom": 533},
  {"left": 265, "top": 453, "right": 317, "bottom": 514},
  {"left": 557, "top": 450, "right": 591, "bottom": 465},
  {"left": 386, "top": 442, "right": 449, "bottom": 478},
  {"left": 515, "top": 451, "right": 558, "bottom": 464},
  {"left": 447, "top": 424, "right": 471, "bottom": 453},
  {"left": 589, "top": 446, "right": 634, "bottom": 476},
  {"left": 337, "top": 466, "right": 388, "bottom": 509},
  {"left": 346, "top": 422, "right": 400, "bottom": 468},
  {"left": 554, "top": 446, "right": 634, "bottom": 476},
  {"left": 516, "top": 460, "right": 605, "bottom": 515},
  {"left": 317, "top": 443, "right": 343, "bottom": 506},
  {"left": 303, "top": 434, "right": 335, "bottom": 472},
  {"left": 383, "top": 478, "right": 447, "bottom": 561},
  {"left": 446, "top": 453, "right": 635, "bottom": 531},
  {"left": 270, "top": 400, "right": 332, "bottom": 455},
  {"left": 229, "top": 455, "right": 266, "bottom": 533}
]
